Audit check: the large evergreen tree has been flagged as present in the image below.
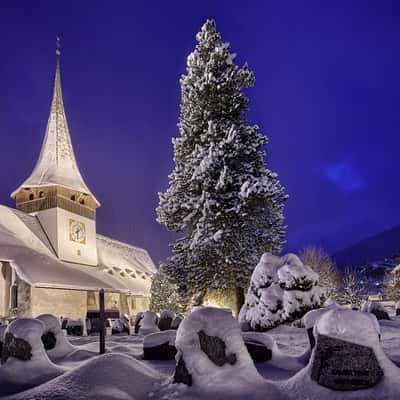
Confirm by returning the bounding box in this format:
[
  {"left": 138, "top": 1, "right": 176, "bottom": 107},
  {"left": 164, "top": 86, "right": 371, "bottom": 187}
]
[{"left": 157, "top": 20, "right": 287, "bottom": 312}]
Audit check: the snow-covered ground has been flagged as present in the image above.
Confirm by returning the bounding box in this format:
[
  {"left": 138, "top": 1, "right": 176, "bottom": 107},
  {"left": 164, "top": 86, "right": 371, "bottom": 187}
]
[{"left": 1, "top": 316, "right": 400, "bottom": 400}]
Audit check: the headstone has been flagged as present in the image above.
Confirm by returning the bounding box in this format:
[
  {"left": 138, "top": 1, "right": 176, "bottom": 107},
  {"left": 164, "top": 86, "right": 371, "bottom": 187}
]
[
  {"left": 173, "top": 356, "right": 192, "bottom": 386},
  {"left": 171, "top": 315, "right": 183, "bottom": 330},
  {"left": 41, "top": 331, "right": 57, "bottom": 350},
  {"left": 158, "top": 311, "right": 174, "bottom": 331},
  {"left": 311, "top": 334, "right": 383, "bottom": 391},
  {"left": 66, "top": 320, "right": 83, "bottom": 336},
  {"left": 134, "top": 312, "right": 144, "bottom": 334},
  {"left": 111, "top": 317, "right": 130, "bottom": 334},
  {"left": 144, "top": 341, "right": 177, "bottom": 360},
  {"left": 143, "top": 330, "right": 176, "bottom": 360},
  {"left": 1, "top": 332, "right": 32, "bottom": 364},
  {"left": 198, "top": 330, "right": 236, "bottom": 367},
  {"left": 370, "top": 307, "right": 390, "bottom": 321},
  {"left": 244, "top": 341, "right": 272, "bottom": 363}
]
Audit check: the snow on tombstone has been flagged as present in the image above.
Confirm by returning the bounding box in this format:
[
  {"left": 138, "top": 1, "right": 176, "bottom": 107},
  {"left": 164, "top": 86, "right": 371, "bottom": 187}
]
[
  {"left": 171, "top": 314, "right": 184, "bottom": 330},
  {"left": 36, "top": 314, "right": 76, "bottom": 359},
  {"left": 173, "top": 307, "right": 265, "bottom": 389},
  {"left": 240, "top": 253, "right": 323, "bottom": 331},
  {"left": 158, "top": 310, "right": 175, "bottom": 331},
  {"left": 0, "top": 318, "right": 64, "bottom": 396},
  {"left": 111, "top": 316, "right": 130, "bottom": 335},
  {"left": 138, "top": 311, "right": 160, "bottom": 336},
  {"left": 143, "top": 330, "right": 177, "bottom": 360},
  {"left": 302, "top": 302, "right": 343, "bottom": 349},
  {"left": 362, "top": 301, "right": 391, "bottom": 321},
  {"left": 310, "top": 309, "right": 386, "bottom": 391},
  {"left": 66, "top": 319, "right": 83, "bottom": 336},
  {"left": 0, "top": 324, "right": 6, "bottom": 356},
  {"left": 134, "top": 312, "right": 144, "bottom": 334},
  {"left": 242, "top": 331, "right": 278, "bottom": 363}
]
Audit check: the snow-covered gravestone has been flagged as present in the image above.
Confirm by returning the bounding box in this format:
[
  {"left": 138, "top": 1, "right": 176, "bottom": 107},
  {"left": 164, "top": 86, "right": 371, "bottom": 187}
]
[
  {"left": 0, "top": 318, "right": 63, "bottom": 394},
  {"left": 134, "top": 312, "right": 144, "bottom": 334},
  {"left": 173, "top": 307, "right": 264, "bottom": 388},
  {"left": 171, "top": 314, "right": 184, "bottom": 330},
  {"left": 0, "top": 324, "right": 6, "bottom": 357},
  {"left": 158, "top": 310, "right": 175, "bottom": 331},
  {"left": 242, "top": 332, "right": 278, "bottom": 362},
  {"left": 138, "top": 311, "right": 160, "bottom": 336},
  {"left": 311, "top": 309, "right": 384, "bottom": 391},
  {"left": 240, "top": 253, "right": 323, "bottom": 331},
  {"left": 143, "top": 330, "right": 177, "bottom": 360},
  {"left": 302, "top": 301, "right": 342, "bottom": 349},
  {"left": 36, "top": 314, "right": 75, "bottom": 359},
  {"left": 111, "top": 316, "right": 130, "bottom": 334},
  {"left": 362, "top": 301, "right": 390, "bottom": 321}
]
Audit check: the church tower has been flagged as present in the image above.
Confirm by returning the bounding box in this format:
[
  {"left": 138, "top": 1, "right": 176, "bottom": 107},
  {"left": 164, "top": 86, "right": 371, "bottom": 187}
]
[{"left": 11, "top": 41, "right": 100, "bottom": 266}]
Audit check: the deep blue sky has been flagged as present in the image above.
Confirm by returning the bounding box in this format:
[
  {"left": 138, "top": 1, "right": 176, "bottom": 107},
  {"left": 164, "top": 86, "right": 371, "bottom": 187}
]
[{"left": 1, "top": 1, "right": 399, "bottom": 265}]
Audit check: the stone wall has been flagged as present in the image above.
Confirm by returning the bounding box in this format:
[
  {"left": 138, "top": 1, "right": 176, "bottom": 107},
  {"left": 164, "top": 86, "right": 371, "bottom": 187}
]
[
  {"left": 0, "top": 262, "right": 12, "bottom": 318},
  {"left": 31, "top": 287, "right": 87, "bottom": 319}
]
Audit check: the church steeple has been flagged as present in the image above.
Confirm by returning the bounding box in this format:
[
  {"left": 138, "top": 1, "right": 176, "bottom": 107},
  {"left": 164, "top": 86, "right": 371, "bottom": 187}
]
[
  {"left": 11, "top": 39, "right": 100, "bottom": 207},
  {"left": 11, "top": 39, "right": 100, "bottom": 266}
]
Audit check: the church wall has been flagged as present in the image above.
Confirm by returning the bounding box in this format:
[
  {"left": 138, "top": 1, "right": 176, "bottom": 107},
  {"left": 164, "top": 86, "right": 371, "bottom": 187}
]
[
  {"left": 56, "top": 208, "right": 98, "bottom": 266},
  {"left": 31, "top": 287, "right": 87, "bottom": 320},
  {"left": 16, "top": 278, "right": 31, "bottom": 317},
  {"left": 37, "top": 207, "right": 59, "bottom": 254},
  {"left": 0, "top": 262, "right": 12, "bottom": 318}
]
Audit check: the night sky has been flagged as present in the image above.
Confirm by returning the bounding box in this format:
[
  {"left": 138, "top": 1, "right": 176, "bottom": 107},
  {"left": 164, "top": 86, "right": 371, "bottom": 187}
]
[{"left": 1, "top": 1, "right": 399, "bottom": 265}]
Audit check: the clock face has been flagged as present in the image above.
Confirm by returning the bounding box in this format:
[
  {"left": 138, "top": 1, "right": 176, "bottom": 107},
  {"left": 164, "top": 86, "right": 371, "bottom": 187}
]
[{"left": 69, "top": 219, "right": 86, "bottom": 244}]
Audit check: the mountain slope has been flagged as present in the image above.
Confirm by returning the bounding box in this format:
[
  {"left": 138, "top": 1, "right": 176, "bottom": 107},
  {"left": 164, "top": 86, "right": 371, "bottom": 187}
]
[{"left": 334, "top": 224, "right": 400, "bottom": 266}]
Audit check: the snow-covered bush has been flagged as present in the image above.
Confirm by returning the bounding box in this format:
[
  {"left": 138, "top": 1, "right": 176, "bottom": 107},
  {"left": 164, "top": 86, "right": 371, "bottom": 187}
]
[
  {"left": 240, "top": 253, "right": 324, "bottom": 331},
  {"left": 36, "top": 314, "right": 75, "bottom": 359},
  {"left": 138, "top": 311, "right": 160, "bottom": 336}
]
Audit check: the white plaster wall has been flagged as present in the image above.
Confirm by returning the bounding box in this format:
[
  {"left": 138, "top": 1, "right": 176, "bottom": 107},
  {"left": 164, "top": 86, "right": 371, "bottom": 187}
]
[
  {"left": 57, "top": 208, "right": 98, "bottom": 266},
  {"left": 37, "top": 208, "right": 59, "bottom": 254}
]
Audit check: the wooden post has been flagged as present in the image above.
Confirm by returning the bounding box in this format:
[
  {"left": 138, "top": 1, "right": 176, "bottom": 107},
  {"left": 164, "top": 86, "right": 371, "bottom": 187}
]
[{"left": 99, "top": 288, "right": 105, "bottom": 354}]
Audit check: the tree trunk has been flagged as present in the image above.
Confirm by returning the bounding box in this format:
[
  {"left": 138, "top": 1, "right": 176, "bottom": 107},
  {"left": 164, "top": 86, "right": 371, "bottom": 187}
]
[{"left": 234, "top": 286, "right": 245, "bottom": 318}]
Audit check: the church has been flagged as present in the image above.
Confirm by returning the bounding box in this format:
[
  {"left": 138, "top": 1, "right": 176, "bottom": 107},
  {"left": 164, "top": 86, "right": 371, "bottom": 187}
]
[{"left": 0, "top": 49, "right": 156, "bottom": 321}]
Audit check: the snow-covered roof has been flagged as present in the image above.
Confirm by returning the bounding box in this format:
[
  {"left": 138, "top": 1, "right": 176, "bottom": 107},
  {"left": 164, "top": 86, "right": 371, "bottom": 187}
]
[
  {"left": 0, "top": 205, "right": 155, "bottom": 295},
  {"left": 10, "top": 56, "right": 100, "bottom": 207}
]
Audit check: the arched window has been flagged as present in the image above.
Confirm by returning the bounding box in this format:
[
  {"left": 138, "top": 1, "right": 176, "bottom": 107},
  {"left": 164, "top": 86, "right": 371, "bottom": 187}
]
[
  {"left": 29, "top": 193, "right": 34, "bottom": 201},
  {"left": 39, "top": 191, "right": 44, "bottom": 198},
  {"left": 10, "top": 284, "right": 18, "bottom": 309},
  {"left": 70, "top": 195, "right": 76, "bottom": 201},
  {"left": 80, "top": 199, "right": 85, "bottom": 205}
]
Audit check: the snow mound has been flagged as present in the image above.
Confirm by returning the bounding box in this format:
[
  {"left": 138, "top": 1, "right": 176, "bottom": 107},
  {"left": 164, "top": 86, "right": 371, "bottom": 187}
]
[
  {"left": 175, "top": 307, "right": 264, "bottom": 387},
  {"left": 36, "top": 314, "right": 76, "bottom": 359},
  {"left": 143, "top": 330, "right": 176, "bottom": 348},
  {"left": 138, "top": 311, "right": 159, "bottom": 336},
  {"left": 0, "top": 318, "right": 64, "bottom": 397},
  {"left": 8, "top": 353, "right": 162, "bottom": 400},
  {"left": 240, "top": 253, "right": 324, "bottom": 330}
]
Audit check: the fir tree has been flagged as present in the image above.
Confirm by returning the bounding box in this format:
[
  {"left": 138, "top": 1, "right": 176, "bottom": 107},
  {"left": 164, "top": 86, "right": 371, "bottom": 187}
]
[
  {"left": 149, "top": 268, "right": 189, "bottom": 314},
  {"left": 157, "top": 20, "right": 287, "bottom": 313}
]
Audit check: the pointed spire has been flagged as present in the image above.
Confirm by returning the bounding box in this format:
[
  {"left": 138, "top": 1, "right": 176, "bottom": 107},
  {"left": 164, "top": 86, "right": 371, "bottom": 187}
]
[{"left": 11, "top": 39, "right": 100, "bottom": 206}]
